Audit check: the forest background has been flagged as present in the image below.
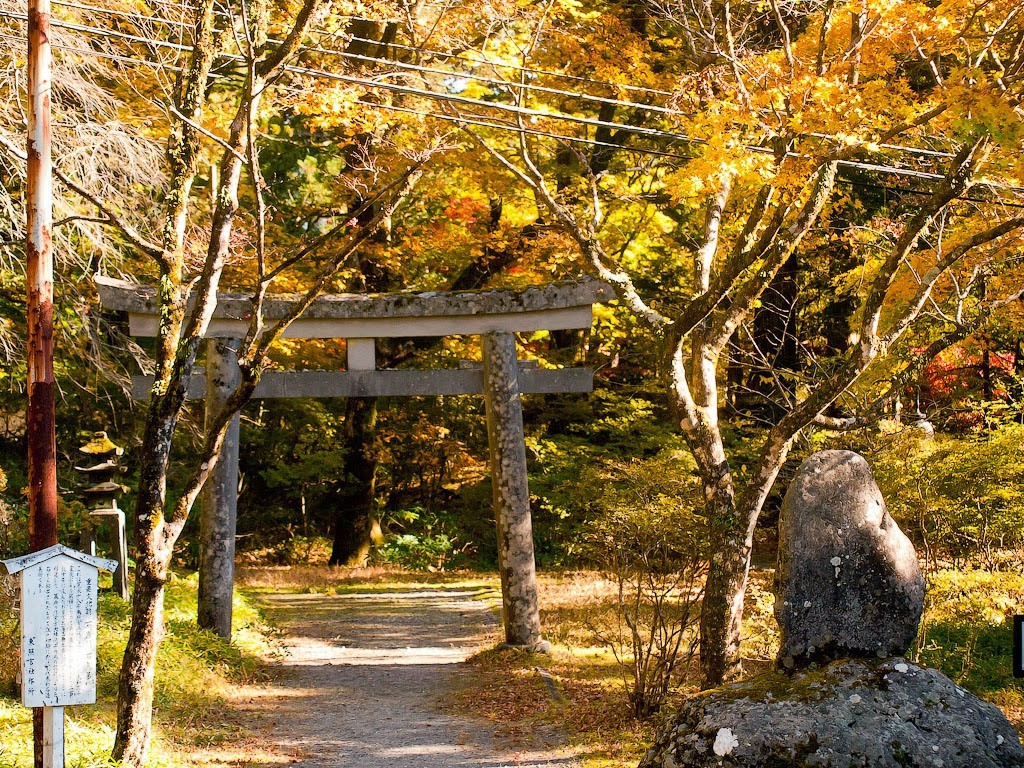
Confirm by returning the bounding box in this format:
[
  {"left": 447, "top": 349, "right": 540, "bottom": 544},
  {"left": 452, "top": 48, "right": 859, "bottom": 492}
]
[{"left": 0, "top": 0, "right": 1022, "bottom": 764}]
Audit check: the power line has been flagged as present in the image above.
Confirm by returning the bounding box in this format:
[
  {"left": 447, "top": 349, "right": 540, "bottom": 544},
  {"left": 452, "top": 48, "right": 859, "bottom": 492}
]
[
  {"left": 305, "top": 47, "right": 681, "bottom": 116},
  {"left": 0, "top": 30, "right": 185, "bottom": 72},
  {"left": 37, "top": 2, "right": 961, "bottom": 163},
  {"left": 49, "top": 0, "right": 681, "bottom": 116},
  {"left": 349, "top": 98, "right": 696, "bottom": 162},
  {"left": 36, "top": 0, "right": 964, "bottom": 163},
  {"left": 0, "top": 11, "right": 717, "bottom": 145},
  {"left": 344, "top": 34, "right": 677, "bottom": 97},
  {"left": 50, "top": 0, "right": 678, "bottom": 96},
  {"left": 52, "top": 0, "right": 192, "bottom": 27},
  {"left": 3, "top": 31, "right": 1022, "bottom": 213},
  {"left": 0, "top": 26, "right": 696, "bottom": 162},
  {"left": 2, "top": 9, "right": 1021, "bottom": 198},
  {"left": 838, "top": 177, "right": 1024, "bottom": 209}
]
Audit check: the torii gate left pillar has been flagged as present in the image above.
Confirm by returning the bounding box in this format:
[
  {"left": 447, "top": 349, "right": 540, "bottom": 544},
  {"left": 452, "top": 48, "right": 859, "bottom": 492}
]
[{"left": 96, "top": 276, "right": 612, "bottom": 650}]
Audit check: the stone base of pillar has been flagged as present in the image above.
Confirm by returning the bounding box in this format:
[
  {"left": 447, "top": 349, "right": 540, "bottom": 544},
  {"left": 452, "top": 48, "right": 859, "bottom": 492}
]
[{"left": 498, "top": 639, "right": 553, "bottom": 654}]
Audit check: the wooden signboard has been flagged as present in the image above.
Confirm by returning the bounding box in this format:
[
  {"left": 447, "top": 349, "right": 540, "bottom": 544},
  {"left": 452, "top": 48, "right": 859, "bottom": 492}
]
[{"left": 3, "top": 544, "right": 117, "bottom": 767}]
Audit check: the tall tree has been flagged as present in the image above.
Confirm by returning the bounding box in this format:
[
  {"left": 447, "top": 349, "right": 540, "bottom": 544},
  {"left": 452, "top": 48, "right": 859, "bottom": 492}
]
[{"left": 460, "top": 0, "right": 1024, "bottom": 687}]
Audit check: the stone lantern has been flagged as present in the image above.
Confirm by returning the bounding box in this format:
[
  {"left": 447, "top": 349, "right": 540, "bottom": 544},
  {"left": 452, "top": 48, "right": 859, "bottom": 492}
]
[{"left": 75, "top": 432, "right": 128, "bottom": 599}]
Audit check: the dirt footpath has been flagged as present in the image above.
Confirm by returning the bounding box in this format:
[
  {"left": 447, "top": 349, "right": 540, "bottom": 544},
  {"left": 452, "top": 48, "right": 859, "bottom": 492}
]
[{"left": 225, "top": 586, "right": 579, "bottom": 768}]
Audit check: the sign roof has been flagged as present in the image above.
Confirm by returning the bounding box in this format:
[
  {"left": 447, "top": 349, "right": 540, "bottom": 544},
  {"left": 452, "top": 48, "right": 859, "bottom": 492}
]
[{"left": 2, "top": 544, "right": 118, "bottom": 575}]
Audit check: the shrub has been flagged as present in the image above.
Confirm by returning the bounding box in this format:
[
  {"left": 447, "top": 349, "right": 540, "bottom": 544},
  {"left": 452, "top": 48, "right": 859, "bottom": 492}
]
[
  {"left": 916, "top": 568, "right": 1024, "bottom": 704},
  {"left": 582, "top": 452, "right": 707, "bottom": 718},
  {"left": 870, "top": 424, "right": 1024, "bottom": 566},
  {"left": 372, "top": 506, "right": 471, "bottom": 571},
  {"left": 374, "top": 533, "right": 458, "bottom": 571},
  {"left": 0, "top": 468, "right": 18, "bottom": 695}
]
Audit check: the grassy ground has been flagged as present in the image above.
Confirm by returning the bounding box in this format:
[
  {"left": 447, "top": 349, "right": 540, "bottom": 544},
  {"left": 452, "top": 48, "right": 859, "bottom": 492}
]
[
  {"left": 447, "top": 567, "right": 1024, "bottom": 768},
  {"left": 0, "top": 573, "right": 274, "bottom": 768},
  {"left": 1, "top": 564, "right": 1020, "bottom": 768}
]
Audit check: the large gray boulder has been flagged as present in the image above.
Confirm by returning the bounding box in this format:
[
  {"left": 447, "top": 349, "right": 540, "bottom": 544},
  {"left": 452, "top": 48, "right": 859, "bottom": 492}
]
[
  {"left": 775, "top": 450, "right": 925, "bottom": 669},
  {"left": 638, "top": 450, "right": 1020, "bottom": 768},
  {"left": 637, "top": 658, "right": 1024, "bottom": 768}
]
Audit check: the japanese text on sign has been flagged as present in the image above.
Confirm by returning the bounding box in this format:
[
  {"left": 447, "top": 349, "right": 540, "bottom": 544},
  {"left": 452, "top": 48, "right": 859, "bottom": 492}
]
[{"left": 19, "top": 557, "right": 98, "bottom": 707}]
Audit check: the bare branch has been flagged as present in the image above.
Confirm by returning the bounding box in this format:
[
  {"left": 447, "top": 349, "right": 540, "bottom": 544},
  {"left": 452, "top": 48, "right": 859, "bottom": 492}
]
[
  {"left": 460, "top": 122, "right": 670, "bottom": 331},
  {"left": 0, "top": 132, "right": 164, "bottom": 260},
  {"left": 859, "top": 137, "right": 991, "bottom": 351},
  {"left": 710, "top": 161, "right": 838, "bottom": 353}
]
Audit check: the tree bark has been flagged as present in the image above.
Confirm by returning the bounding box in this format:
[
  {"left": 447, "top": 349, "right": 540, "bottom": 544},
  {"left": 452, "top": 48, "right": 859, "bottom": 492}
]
[
  {"left": 112, "top": 2, "right": 335, "bottom": 761},
  {"left": 330, "top": 396, "right": 380, "bottom": 566},
  {"left": 112, "top": 545, "right": 170, "bottom": 763},
  {"left": 699, "top": 515, "right": 751, "bottom": 687}
]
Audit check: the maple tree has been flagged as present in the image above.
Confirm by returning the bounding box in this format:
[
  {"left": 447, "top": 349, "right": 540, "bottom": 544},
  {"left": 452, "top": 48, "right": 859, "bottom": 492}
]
[{"left": 439, "top": 0, "right": 1024, "bottom": 686}]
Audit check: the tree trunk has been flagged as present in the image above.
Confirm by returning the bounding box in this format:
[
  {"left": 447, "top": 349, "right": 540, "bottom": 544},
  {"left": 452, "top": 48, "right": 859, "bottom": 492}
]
[
  {"left": 329, "top": 396, "right": 379, "bottom": 566},
  {"left": 668, "top": 339, "right": 750, "bottom": 688},
  {"left": 112, "top": 555, "right": 170, "bottom": 764},
  {"left": 698, "top": 512, "right": 752, "bottom": 687}
]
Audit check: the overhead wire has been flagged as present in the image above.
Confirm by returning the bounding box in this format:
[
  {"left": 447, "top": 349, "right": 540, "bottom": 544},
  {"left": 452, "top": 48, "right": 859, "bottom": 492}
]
[
  {"left": 50, "top": 0, "right": 679, "bottom": 95},
  {"left": 293, "top": 95, "right": 1024, "bottom": 208},
  {"left": 50, "top": 0, "right": 683, "bottom": 117},
  {"left": 0, "top": 7, "right": 1021, "bottom": 200},
  {"left": 344, "top": 34, "right": 678, "bottom": 96},
  {"left": 0, "top": 30, "right": 186, "bottom": 73},
  {"left": 348, "top": 98, "right": 696, "bottom": 162},
  {"left": 41, "top": 0, "right": 964, "bottom": 161},
  {"left": 0, "top": 10, "right": 736, "bottom": 146},
  {"left": 33, "top": 1, "right": 969, "bottom": 164},
  {"left": 0, "top": 40, "right": 1021, "bottom": 212}
]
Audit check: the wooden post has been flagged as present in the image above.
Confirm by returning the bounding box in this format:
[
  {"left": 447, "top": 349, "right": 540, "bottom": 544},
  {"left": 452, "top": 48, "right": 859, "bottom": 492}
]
[
  {"left": 482, "top": 332, "right": 547, "bottom": 651},
  {"left": 42, "top": 707, "right": 63, "bottom": 768},
  {"left": 86, "top": 506, "right": 128, "bottom": 599},
  {"left": 198, "top": 338, "right": 241, "bottom": 639}
]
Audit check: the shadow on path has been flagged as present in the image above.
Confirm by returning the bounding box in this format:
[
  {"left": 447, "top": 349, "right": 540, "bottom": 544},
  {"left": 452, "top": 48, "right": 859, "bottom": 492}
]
[{"left": 232, "top": 586, "right": 578, "bottom": 768}]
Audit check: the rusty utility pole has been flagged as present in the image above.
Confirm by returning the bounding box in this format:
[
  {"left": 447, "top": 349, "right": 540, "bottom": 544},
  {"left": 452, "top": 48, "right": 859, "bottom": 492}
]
[
  {"left": 26, "top": 0, "right": 57, "bottom": 763},
  {"left": 27, "top": 0, "right": 56, "bottom": 550}
]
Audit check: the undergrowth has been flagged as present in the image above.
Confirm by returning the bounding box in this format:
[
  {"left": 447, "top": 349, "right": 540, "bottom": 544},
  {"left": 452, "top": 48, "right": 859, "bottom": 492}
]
[
  {"left": 915, "top": 568, "right": 1024, "bottom": 729},
  {"left": 0, "top": 572, "right": 273, "bottom": 768},
  {"left": 453, "top": 567, "right": 1024, "bottom": 768}
]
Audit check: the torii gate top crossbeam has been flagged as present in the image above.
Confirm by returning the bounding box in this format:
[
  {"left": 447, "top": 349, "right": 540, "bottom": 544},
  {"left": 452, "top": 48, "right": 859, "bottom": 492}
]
[{"left": 95, "top": 276, "right": 615, "bottom": 339}]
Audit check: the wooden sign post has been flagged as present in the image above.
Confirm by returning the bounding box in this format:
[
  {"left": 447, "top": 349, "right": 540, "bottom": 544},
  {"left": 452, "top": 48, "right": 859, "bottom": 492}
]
[{"left": 2, "top": 544, "right": 117, "bottom": 768}]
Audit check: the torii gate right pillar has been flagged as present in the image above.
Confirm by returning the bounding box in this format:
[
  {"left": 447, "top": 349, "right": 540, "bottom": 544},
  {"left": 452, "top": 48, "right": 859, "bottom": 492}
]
[{"left": 482, "top": 332, "right": 546, "bottom": 650}]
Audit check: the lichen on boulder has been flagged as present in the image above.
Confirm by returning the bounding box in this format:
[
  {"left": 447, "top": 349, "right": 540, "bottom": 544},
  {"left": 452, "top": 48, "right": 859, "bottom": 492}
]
[
  {"left": 638, "top": 450, "right": 1024, "bottom": 768},
  {"left": 775, "top": 450, "right": 925, "bottom": 669},
  {"left": 637, "top": 658, "right": 1024, "bottom": 768}
]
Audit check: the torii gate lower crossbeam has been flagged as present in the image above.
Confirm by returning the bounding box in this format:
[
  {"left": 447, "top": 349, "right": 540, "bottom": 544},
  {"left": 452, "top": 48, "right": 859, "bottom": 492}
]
[{"left": 97, "top": 276, "right": 612, "bottom": 650}]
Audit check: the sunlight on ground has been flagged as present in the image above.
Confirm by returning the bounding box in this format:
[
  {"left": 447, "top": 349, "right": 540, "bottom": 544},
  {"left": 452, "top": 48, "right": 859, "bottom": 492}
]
[
  {"left": 237, "top": 565, "right": 495, "bottom": 592},
  {"left": 283, "top": 636, "right": 473, "bottom": 665}
]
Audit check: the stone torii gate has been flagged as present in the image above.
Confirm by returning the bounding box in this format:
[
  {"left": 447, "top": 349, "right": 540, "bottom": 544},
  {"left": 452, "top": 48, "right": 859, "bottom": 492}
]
[{"left": 96, "top": 276, "right": 612, "bottom": 650}]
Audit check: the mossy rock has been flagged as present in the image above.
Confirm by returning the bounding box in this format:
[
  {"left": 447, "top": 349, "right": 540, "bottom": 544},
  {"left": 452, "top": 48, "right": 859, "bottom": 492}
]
[{"left": 639, "top": 658, "right": 1024, "bottom": 768}]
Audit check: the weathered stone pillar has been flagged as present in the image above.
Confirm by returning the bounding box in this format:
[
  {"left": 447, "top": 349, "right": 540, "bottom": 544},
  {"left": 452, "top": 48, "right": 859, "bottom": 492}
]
[
  {"left": 198, "top": 337, "right": 241, "bottom": 639},
  {"left": 482, "top": 332, "right": 547, "bottom": 650}
]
